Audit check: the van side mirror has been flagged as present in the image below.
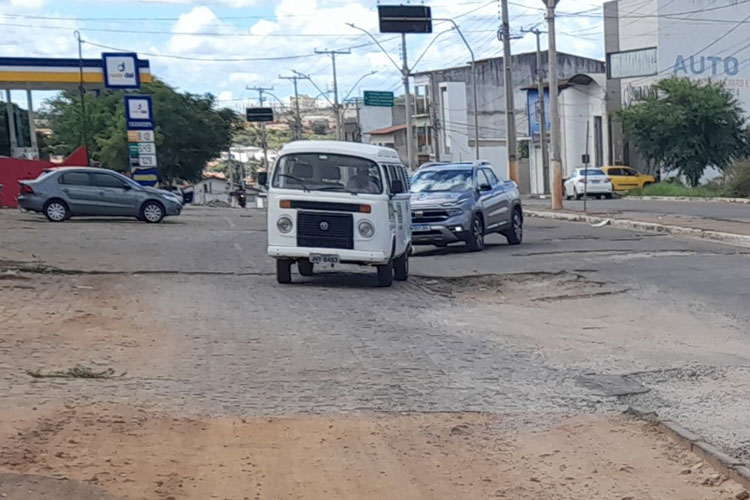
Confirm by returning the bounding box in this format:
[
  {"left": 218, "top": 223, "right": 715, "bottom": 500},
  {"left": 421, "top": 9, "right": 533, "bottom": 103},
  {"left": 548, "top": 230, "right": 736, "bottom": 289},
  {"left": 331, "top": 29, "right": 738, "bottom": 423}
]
[
  {"left": 391, "top": 179, "right": 405, "bottom": 194},
  {"left": 258, "top": 172, "right": 268, "bottom": 187}
]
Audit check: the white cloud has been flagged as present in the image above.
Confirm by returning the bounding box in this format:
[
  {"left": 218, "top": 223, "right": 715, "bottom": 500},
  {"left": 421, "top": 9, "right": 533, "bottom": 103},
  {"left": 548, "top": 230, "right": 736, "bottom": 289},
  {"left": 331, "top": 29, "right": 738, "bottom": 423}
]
[
  {"left": 9, "top": 0, "right": 47, "bottom": 8},
  {"left": 217, "top": 89, "right": 234, "bottom": 101},
  {"left": 139, "top": 0, "right": 259, "bottom": 5}
]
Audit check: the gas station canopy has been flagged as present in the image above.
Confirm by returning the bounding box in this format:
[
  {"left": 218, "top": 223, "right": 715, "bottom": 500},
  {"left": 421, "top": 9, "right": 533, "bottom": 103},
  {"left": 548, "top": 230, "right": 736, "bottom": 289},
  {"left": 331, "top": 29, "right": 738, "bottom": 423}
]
[{"left": 0, "top": 55, "right": 152, "bottom": 91}]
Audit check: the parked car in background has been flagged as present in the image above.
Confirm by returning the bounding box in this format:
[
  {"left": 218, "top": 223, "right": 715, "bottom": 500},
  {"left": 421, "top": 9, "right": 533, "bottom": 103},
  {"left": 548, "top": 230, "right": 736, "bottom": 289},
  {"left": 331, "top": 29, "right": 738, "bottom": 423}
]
[
  {"left": 409, "top": 161, "right": 523, "bottom": 251},
  {"left": 18, "top": 167, "right": 182, "bottom": 223},
  {"left": 601, "top": 166, "right": 656, "bottom": 191},
  {"left": 564, "top": 168, "right": 614, "bottom": 200}
]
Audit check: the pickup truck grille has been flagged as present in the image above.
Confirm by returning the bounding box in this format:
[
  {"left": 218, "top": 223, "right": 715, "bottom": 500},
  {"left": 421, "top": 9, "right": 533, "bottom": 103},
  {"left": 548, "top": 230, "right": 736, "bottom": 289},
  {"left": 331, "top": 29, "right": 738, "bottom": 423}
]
[
  {"left": 411, "top": 209, "right": 450, "bottom": 224},
  {"left": 297, "top": 212, "right": 353, "bottom": 250}
]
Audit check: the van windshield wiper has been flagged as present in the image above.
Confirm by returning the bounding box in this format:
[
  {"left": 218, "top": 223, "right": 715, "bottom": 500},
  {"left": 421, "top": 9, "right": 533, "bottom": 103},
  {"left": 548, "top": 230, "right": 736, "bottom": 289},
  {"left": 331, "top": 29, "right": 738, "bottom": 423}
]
[
  {"left": 276, "top": 173, "right": 311, "bottom": 192},
  {"left": 317, "top": 185, "right": 358, "bottom": 195}
]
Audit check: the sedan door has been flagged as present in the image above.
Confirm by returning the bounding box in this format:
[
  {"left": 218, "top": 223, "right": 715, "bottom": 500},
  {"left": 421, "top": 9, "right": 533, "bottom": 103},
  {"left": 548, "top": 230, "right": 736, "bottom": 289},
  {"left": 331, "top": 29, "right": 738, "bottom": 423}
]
[
  {"left": 58, "top": 171, "right": 98, "bottom": 215},
  {"left": 90, "top": 172, "right": 140, "bottom": 216}
]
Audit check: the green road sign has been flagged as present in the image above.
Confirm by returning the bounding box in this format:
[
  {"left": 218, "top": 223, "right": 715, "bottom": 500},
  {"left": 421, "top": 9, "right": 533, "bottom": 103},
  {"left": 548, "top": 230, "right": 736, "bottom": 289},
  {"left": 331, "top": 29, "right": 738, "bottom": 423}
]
[{"left": 364, "top": 91, "right": 394, "bottom": 107}]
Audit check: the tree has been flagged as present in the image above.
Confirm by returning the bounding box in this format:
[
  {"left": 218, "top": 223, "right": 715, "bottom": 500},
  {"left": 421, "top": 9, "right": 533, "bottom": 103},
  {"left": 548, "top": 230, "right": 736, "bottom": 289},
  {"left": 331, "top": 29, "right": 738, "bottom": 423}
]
[
  {"left": 616, "top": 77, "right": 749, "bottom": 186},
  {"left": 45, "top": 79, "right": 242, "bottom": 182}
]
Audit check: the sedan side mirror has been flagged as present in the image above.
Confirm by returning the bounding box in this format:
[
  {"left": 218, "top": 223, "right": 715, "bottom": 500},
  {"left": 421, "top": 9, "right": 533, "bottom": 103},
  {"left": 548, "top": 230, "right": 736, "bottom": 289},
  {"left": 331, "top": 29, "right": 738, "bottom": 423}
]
[
  {"left": 391, "top": 179, "right": 405, "bottom": 194},
  {"left": 122, "top": 184, "right": 132, "bottom": 190},
  {"left": 257, "top": 172, "right": 268, "bottom": 187}
]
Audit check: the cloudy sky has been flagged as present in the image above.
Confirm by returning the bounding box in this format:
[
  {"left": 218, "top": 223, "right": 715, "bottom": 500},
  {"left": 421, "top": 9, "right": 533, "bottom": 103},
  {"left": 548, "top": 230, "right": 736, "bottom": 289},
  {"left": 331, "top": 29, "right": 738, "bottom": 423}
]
[{"left": 1, "top": 0, "right": 606, "bottom": 110}]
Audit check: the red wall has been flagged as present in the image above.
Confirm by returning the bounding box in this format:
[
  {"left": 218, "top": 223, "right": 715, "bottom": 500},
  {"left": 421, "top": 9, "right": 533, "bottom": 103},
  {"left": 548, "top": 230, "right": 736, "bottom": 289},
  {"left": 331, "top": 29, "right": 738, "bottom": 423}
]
[{"left": 0, "top": 158, "right": 53, "bottom": 208}]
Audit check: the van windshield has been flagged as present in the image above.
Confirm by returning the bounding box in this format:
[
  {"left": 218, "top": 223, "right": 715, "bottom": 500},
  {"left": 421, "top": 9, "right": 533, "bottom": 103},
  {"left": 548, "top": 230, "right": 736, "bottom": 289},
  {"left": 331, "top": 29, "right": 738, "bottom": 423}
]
[{"left": 272, "top": 153, "right": 383, "bottom": 194}]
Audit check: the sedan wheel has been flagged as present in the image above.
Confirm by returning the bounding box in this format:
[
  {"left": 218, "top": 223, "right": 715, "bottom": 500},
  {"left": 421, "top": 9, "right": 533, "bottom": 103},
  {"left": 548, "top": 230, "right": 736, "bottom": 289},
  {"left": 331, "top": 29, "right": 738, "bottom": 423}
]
[
  {"left": 44, "top": 200, "right": 69, "bottom": 222},
  {"left": 142, "top": 202, "right": 164, "bottom": 223}
]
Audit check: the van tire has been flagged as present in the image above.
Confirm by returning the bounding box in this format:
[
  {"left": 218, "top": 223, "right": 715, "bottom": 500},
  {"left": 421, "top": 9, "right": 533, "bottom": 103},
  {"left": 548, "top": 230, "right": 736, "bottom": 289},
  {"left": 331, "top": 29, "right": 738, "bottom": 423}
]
[
  {"left": 393, "top": 251, "right": 409, "bottom": 281},
  {"left": 376, "top": 261, "right": 393, "bottom": 287},
  {"left": 298, "top": 258, "right": 314, "bottom": 277},
  {"left": 276, "top": 259, "right": 292, "bottom": 284}
]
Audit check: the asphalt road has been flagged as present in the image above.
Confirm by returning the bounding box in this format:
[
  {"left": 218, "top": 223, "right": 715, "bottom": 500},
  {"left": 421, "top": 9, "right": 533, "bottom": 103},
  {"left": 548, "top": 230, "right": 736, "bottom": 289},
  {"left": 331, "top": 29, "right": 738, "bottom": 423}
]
[
  {"left": 525, "top": 196, "right": 750, "bottom": 224},
  {"left": 2, "top": 206, "right": 750, "bottom": 461}
]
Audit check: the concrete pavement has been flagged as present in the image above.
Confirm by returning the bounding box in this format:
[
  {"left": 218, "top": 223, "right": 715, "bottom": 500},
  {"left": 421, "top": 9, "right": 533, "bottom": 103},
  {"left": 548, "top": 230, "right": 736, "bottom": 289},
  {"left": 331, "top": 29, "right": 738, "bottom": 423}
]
[{"left": 2, "top": 206, "right": 750, "bottom": 465}]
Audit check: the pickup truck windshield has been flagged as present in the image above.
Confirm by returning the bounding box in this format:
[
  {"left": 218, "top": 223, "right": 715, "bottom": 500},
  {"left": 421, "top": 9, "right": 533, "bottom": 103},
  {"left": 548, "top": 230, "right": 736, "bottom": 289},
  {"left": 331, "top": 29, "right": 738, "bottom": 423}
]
[
  {"left": 410, "top": 169, "right": 473, "bottom": 193},
  {"left": 272, "top": 153, "right": 383, "bottom": 194}
]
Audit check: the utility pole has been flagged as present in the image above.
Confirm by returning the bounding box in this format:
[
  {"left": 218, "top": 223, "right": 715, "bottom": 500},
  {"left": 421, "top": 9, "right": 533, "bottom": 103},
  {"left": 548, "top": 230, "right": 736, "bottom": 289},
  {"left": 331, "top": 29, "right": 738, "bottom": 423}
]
[
  {"left": 74, "top": 31, "right": 89, "bottom": 165},
  {"left": 400, "top": 34, "right": 416, "bottom": 170},
  {"left": 500, "top": 0, "right": 519, "bottom": 184},
  {"left": 545, "top": 0, "right": 563, "bottom": 210},
  {"left": 246, "top": 86, "right": 274, "bottom": 171},
  {"left": 315, "top": 49, "right": 350, "bottom": 141},
  {"left": 523, "top": 27, "right": 550, "bottom": 194},
  {"left": 279, "top": 74, "right": 304, "bottom": 140}
]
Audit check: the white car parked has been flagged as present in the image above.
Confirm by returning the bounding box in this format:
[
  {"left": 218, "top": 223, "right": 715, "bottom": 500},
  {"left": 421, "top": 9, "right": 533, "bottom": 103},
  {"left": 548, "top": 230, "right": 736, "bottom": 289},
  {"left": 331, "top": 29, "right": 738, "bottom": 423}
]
[{"left": 564, "top": 168, "right": 614, "bottom": 200}]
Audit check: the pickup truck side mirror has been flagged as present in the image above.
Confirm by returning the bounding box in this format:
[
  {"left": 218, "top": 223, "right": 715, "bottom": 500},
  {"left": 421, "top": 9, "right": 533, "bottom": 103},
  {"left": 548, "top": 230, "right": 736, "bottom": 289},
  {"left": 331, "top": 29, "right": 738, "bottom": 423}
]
[
  {"left": 479, "top": 183, "right": 492, "bottom": 192},
  {"left": 257, "top": 172, "right": 268, "bottom": 187},
  {"left": 390, "top": 179, "right": 405, "bottom": 194}
]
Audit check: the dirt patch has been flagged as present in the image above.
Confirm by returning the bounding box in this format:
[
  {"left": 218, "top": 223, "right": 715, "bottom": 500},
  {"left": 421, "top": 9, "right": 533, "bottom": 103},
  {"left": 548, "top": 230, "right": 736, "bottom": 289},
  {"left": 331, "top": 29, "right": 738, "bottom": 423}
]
[
  {"left": 0, "top": 405, "right": 745, "bottom": 500},
  {"left": 415, "top": 271, "right": 628, "bottom": 304}
]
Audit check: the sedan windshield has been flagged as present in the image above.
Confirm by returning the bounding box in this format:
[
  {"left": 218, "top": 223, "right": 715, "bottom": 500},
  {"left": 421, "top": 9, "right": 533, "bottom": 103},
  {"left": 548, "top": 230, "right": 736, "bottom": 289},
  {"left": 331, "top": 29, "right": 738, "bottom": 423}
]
[
  {"left": 272, "top": 153, "right": 383, "bottom": 194},
  {"left": 410, "top": 169, "right": 473, "bottom": 193}
]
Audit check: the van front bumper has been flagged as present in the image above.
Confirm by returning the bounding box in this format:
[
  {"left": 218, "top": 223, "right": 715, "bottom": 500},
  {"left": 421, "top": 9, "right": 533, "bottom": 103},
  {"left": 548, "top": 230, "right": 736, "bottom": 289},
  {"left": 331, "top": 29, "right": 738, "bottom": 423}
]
[{"left": 268, "top": 246, "right": 389, "bottom": 265}]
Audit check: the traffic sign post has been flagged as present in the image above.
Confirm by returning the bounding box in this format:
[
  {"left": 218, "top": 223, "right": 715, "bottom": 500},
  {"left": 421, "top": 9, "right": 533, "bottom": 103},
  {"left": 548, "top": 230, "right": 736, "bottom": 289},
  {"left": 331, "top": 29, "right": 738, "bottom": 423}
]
[
  {"left": 245, "top": 107, "right": 274, "bottom": 122},
  {"left": 363, "top": 91, "right": 395, "bottom": 107},
  {"left": 124, "top": 95, "right": 157, "bottom": 186}
]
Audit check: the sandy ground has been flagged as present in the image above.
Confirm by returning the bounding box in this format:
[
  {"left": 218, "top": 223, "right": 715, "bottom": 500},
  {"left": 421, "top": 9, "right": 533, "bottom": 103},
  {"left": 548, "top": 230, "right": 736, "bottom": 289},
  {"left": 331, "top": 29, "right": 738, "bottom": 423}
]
[{"left": 1, "top": 405, "right": 746, "bottom": 500}]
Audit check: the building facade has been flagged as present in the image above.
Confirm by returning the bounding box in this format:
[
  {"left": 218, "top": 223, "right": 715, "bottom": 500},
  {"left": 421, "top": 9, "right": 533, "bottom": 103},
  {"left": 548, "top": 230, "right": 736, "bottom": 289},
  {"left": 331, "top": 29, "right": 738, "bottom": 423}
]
[
  {"left": 604, "top": 0, "right": 750, "bottom": 172},
  {"left": 411, "top": 51, "right": 605, "bottom": 189}
]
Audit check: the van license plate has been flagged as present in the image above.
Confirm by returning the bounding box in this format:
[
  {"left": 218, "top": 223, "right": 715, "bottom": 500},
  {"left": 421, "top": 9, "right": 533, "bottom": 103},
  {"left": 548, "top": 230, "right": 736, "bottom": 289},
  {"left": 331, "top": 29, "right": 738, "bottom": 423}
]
[
  {"left": 309, "top": 254, "right": 339, "bottom": 264},
  {"left": 412, "top": 224, "right": 431, "bottom": 232}
]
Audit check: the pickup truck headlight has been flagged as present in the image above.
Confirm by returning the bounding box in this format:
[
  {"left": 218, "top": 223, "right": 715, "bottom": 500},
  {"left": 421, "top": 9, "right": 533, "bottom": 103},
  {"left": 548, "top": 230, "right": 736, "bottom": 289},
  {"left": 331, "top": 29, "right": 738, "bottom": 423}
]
[
  {"left": 277, "top": 216, "right": 293, "bottom": 234},
  {"left": 447, "top": 208, "right": 464, "bottom": 217}
]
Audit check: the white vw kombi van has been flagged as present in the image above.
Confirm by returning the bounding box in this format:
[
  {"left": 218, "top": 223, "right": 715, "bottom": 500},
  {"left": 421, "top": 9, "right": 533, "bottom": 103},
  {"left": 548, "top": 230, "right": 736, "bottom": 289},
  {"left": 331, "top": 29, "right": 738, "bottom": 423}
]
[{"left": 264, "top": 141, "right": 411, "bottom": 287}]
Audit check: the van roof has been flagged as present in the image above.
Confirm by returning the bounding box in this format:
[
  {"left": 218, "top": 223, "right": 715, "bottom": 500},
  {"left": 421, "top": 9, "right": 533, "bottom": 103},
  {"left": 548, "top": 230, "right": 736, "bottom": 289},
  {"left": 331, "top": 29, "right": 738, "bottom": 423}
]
[{"left": 280, "top": 140, "right": 402, "bottom": 164}]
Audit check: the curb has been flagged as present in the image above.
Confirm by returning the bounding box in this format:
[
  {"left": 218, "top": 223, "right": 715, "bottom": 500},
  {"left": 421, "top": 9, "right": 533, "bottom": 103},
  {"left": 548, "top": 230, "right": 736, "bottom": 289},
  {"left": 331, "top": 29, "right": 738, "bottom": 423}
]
[
  {"left": 626, "top": 407, "right": 750, "bottom": 490},
  {"left": 526, "top": 210, "right": 750, "bottom": 249},
  {"left": 625, "top": 196, "right": 750, "bottom": 204}
]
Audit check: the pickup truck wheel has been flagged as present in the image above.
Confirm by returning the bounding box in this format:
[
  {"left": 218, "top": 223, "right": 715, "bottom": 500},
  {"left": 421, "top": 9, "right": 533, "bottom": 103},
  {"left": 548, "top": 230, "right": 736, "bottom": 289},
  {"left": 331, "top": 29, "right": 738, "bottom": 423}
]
[
  {"left": 376, "top": 261, "right": 393, "bottom": 287},
  {"left": 276, "top": 259, "right": 292, "bottom": 284},
  {"left": 466, "top": 215, "right": 485, "bottom": 252},
  {"left": 393, "top": 252, "right": 409, "bottom": 281},
  {"left": 298, "top": 258, "right": 314, "bottom": 277},
  {"left": 503, "top": 208, "right": 523, "bottom": 245}
]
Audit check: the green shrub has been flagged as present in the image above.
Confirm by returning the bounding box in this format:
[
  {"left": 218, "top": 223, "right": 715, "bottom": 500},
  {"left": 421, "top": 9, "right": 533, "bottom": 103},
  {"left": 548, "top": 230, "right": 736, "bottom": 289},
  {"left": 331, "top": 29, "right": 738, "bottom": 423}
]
[{"left": 726, "top": 160, "right": 750, "bottom": 198}]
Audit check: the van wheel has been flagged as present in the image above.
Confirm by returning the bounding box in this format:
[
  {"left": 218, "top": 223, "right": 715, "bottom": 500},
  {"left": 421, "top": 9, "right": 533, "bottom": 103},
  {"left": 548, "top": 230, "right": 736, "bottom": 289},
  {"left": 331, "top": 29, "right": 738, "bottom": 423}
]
[
  {"left": 276, "top": 259, "right": 292, "bottom": 284},
  {"left": 376, "top": 261, "right": 393, "bottom": 287},
  {"left": 298, "top": 258, "right": 314, "bottom": 277},
  {"left": 393, "top": 252, "right": 409, "bottom": 281}
]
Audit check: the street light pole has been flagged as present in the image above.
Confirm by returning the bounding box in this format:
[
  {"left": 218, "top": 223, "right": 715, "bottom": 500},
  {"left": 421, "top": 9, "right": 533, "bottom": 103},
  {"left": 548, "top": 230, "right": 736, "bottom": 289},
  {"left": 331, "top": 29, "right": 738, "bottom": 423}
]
[
  {"left": 545, "top": 0, "right": 563, "bottom": 210},
  {"left": 500, "top": 0, "right": 519, "bottom": 183},
  {"left": 523, "top": 27, "right": 550, "bottom": 194}
]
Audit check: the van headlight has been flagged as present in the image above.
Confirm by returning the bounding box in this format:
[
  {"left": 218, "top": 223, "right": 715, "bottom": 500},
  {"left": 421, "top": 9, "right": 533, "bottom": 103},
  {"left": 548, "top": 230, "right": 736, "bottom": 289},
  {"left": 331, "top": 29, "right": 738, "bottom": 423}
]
[
  {"left": 358, "top": 220, "right": 375, "bottom": 238},
  {"left": 277, "top": 216, "right": 293, "bottom": 234}
]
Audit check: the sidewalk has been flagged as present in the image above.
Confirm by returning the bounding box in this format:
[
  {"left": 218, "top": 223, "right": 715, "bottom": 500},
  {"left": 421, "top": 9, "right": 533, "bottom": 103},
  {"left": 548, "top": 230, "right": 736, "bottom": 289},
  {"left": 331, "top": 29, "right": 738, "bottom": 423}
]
[{"left": 524, "top": 197, "right": 750, "bottom": 247}]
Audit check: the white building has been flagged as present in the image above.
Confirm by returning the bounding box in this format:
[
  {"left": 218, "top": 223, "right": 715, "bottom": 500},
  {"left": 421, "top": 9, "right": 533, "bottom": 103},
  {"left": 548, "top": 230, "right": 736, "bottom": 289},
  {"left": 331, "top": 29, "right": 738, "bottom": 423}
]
[
  {"left": 525, "top": 74, "right": 610, "bottom": 195},
  {"left": 604, "top": 0, "right": 750, "bottom": 170},
  {"left": 194, "top": 174, "right": 231, "bottom": 205}
]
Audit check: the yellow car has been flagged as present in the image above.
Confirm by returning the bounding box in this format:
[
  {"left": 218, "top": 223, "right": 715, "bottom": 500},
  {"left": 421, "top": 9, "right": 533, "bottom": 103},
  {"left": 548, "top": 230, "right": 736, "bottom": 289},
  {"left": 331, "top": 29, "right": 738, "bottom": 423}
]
[{"left": 601, "top": 166, "right": 656, "bottom": 191}]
